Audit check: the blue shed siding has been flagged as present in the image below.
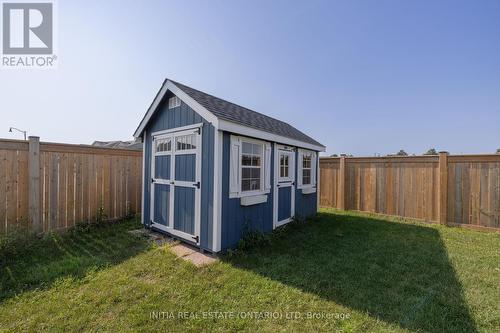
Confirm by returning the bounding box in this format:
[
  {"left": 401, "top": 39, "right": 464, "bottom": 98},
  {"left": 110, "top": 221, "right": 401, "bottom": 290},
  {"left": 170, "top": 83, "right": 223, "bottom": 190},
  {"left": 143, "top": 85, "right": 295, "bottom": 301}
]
[
  {"left": 295, "top": 190, "right": 318, "bottom": 219},
  {"left": 153, "top": 184, "right": 170, "bottom": 226},
  {"left": 220, "top": 132, "right": 274, "bottom": 250},
  {"left": 294, "top": 150, "right": 318, "bottom": 219},
  {"left": 143, "top": 92, "right": 215, "bottom": 250}
]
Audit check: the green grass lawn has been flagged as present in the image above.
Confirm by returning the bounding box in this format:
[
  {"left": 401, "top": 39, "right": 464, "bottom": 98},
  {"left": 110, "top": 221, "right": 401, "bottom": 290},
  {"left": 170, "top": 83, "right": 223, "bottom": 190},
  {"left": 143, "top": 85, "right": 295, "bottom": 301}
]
[{"left": 0, "top": 209, "right": 498, "bottom": 332}]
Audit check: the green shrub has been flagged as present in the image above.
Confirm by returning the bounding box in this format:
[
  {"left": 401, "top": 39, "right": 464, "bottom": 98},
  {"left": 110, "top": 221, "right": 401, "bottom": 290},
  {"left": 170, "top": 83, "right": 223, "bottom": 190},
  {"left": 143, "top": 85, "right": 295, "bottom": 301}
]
[{"left": 0, "top": 225, "right": 38, "bottom": 265}]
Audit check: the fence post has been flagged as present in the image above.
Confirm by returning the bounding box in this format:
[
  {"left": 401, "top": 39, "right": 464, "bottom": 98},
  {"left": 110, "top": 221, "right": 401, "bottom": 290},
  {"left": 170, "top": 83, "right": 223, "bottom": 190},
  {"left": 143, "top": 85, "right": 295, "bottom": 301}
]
[
  {"left": 338, "top": 156, "right": 346, "bottom": 210},
  {"left": 438, "top": 151, "right": 448, "bottom": 225},
  {"left": 28, "top": 136, "right": 41, "bottom": 233}
]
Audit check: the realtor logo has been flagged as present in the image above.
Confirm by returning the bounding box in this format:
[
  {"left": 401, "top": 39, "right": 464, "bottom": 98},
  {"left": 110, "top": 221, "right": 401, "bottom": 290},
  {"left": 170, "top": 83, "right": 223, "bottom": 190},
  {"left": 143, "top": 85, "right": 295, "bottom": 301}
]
[{"left": 1, "top": 1, "right": 57, "bottom": 68}]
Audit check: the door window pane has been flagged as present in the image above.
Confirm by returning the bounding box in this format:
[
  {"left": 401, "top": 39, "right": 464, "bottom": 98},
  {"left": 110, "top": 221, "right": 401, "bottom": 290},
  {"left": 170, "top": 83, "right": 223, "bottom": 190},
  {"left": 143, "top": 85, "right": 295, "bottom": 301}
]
[
  {"left": 155, "top": 138, "right": 171, "bottom": 153},
  {"left": 176, "top": 134, "right": 196, "bottom": 151},
  {"left": 280, "top": 154, "right": 289, "bottom": 178}
]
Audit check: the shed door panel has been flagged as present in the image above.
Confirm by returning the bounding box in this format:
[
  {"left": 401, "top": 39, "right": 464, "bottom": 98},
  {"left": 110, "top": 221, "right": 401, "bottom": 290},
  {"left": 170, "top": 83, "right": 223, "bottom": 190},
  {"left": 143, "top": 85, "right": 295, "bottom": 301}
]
[
  {"left": 278, "top": 186, "right": 292, "bottom": 221},
  {"left": 153, "top": 184, "right": 170, "bottom": 226},
  {"left": 154, "top": 155, "right": 171, "bottom": 180},
  {"left": 174, "top": 187, "right": 196, "bottom": 235},
  {"left": 175, "top": 154, "right": 196, "bottom": 182}
]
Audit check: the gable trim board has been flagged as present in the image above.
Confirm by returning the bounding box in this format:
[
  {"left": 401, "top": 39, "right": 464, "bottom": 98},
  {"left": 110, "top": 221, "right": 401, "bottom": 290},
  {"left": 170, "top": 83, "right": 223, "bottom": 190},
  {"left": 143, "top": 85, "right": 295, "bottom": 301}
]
[{"left": 134, "top": 80, "right": 219, "bottom": 138}]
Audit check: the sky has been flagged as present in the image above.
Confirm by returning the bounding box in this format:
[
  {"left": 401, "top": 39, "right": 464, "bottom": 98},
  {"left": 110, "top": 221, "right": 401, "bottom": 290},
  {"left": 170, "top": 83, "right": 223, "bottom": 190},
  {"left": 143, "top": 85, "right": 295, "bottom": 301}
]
[{"left": 1, "top": 0, "right": 499, "bottom": 156}]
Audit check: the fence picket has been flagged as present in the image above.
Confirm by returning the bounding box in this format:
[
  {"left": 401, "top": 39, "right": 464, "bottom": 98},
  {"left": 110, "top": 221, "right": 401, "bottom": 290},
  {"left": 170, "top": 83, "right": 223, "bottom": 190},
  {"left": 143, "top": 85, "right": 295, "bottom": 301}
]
[
  {"left": 0, "top": 138, "right": 142, "bottom": 235},
  {"left": 320, "top": 155, "right": 500, "bottom": 230}
]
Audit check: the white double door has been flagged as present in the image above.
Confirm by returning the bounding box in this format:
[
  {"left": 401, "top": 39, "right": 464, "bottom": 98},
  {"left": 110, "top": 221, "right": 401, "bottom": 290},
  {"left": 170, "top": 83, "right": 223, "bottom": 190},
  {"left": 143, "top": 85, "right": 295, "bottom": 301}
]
[{"left": 150, "top": 126, "right": 202, "bottom": 244}]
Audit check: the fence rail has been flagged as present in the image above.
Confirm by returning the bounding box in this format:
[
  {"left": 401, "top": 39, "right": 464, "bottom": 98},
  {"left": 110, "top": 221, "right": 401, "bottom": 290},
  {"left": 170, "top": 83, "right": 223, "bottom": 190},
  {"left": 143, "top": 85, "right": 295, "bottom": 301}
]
[
  {"left": 320, "top": 153, "right": 500, "bottom": 230},
  {"left": 0, "top": 137, "right": 142, "bottom": 235}
]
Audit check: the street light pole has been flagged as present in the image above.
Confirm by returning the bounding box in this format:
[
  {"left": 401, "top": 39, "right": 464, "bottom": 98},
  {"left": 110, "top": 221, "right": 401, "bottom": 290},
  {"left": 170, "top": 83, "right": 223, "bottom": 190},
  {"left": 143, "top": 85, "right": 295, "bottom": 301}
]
[{"left": 9, "top": 127, "right": 27, "bottom": 140}]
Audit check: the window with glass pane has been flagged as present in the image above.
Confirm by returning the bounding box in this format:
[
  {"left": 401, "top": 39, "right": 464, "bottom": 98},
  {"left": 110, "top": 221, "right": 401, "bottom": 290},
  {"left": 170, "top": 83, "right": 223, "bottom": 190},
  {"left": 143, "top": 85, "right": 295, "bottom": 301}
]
[
  {"left": 155, "top": 138, "right": 171, "bottom": 153},
  {"left": 175, "top": 134, "right": 196, "bottom": 151},
  {"left": 241, "top": 142, "right": 262, "bottom": 192},
  {"left": 302, "top": 155, "right": 312, "bottom": 185},
  {"left": 280, "top": 154, "right": 289, "bottom": 178}
]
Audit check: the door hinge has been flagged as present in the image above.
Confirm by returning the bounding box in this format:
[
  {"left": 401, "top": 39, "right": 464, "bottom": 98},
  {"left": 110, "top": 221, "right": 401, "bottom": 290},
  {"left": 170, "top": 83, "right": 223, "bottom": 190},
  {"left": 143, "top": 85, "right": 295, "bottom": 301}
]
[
  {"left": 194, "top": 181, "right": 200, "bottom": 189},
  {"left": 192, "top": 235, "right": 199, "bottom": 243}
]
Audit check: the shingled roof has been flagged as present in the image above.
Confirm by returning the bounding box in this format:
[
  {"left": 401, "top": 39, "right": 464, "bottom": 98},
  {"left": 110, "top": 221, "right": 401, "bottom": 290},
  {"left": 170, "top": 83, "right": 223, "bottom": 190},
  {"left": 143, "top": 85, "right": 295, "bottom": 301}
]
[
  {"left": 134, "top": 79, "right": 325, "bottom": 150},
  {"left": 169, "top": 80, "right": 323, "bottom": 147}
]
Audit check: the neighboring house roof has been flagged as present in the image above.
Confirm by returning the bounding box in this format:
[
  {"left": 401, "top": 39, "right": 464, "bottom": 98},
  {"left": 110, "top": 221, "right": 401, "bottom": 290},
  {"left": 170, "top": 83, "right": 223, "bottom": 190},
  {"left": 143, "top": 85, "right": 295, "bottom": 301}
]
[
  {"left": 92, "top": 140, "right": 142, "bottom": 151},
  {"left": 134, "top": 79, "right": 325, "bottom": 151}
]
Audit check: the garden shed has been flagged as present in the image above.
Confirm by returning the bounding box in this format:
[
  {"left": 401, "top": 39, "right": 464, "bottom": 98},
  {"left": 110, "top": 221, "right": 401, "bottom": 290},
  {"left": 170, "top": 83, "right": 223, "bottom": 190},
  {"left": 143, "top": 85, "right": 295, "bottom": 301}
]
[{"left": 134, "top": 79, "right": 325, "bottom": 252}]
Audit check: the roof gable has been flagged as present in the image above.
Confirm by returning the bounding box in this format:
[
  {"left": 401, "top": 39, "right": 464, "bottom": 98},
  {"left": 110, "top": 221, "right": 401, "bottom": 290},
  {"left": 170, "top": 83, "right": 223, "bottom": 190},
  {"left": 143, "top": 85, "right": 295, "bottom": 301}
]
[{"left": 134, "top": 79, "right": 325, "bottom": 151}]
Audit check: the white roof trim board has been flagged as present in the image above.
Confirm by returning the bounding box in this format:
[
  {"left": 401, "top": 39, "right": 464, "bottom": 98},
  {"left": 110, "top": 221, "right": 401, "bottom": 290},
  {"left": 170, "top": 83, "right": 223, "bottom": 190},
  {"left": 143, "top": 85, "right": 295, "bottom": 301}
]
[
  {"left": 134, "top": 80, "right": 219, "bottom": 138},
  {"left": 134, "top": 79, "right": 325, "bottom": 152}
]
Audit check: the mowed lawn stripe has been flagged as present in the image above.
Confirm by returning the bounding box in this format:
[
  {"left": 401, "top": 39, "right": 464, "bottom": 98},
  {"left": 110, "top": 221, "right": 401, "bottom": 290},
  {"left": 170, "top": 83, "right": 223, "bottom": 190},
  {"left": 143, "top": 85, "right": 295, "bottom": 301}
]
[{"left": 0, "top": 209, "right": 498, "bottom": 332}]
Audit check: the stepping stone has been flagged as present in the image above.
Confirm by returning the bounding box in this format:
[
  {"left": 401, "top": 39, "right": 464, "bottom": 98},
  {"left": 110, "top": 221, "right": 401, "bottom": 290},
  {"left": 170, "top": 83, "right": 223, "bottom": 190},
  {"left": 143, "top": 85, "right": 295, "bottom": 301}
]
[
  {"left": 130, "top": 230, "right": 218, "bottom": 267},
  {"left": 169, "top": 244, "right": 218, "bottom": 267},
  {"left": 184, "top": 251, "right": 218, "bottom": 267},
  {"left": 170, "top": 244, "right": 197, "bottom": 257}
]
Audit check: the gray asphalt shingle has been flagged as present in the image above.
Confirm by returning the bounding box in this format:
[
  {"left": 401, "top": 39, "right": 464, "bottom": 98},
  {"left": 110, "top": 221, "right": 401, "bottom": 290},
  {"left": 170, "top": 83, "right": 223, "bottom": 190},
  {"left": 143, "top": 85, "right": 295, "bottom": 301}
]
[{"left": 169, "top": 79, "right": 324, "bottom": 148}]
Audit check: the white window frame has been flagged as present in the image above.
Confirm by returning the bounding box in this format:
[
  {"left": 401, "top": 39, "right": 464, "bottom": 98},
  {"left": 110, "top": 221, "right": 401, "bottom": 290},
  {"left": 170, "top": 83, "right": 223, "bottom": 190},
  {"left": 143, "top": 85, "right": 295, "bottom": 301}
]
[
  {"left": 240, "top": 140, "right": 264, "bottom": 194},
  {"left": 297, "top": 148, "right": 317, "bottom": 190},
  {"left": 174, "top": 132, "right": 198, "bottom": 155},
  {"left": 154, "top": 136, "right": 172, "bottom": 156},
  {"left": 229, "top": 135, "right": 271, "bottom": 199},
  {"left": 301, "top": 154, "right": 312, "bottom": 186},
  {"left": 168, "top": 96, "right": 181, "bottom": 109},
  {"left": 278, "top": 150, "right": 294, "bottom": 182}
]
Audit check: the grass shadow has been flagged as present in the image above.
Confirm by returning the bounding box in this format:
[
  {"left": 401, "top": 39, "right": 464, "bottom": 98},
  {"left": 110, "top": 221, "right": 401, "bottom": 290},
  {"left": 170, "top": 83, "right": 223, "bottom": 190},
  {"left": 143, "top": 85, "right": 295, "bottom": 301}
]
[
  {"left": 223, "top": 211, "right": 478, "bottom": 333},
  {"left": 0, "top": 218, "right": 149, "bottom": 303}
]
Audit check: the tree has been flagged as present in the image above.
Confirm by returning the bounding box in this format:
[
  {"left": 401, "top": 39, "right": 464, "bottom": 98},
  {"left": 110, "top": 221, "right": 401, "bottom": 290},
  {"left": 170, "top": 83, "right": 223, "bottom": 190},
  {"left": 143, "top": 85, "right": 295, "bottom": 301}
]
[
  {"left": 497, "top": 149, "right": 500, "bottom": 154},
  {"left": 330, "top": 154, "right": 338, "bottom": 157},
  {"left": 424, "top": 148, "right": 438, "bottom": 155},
  {"left": 396, "top": 149, "right": 408, "bottom": 156}
]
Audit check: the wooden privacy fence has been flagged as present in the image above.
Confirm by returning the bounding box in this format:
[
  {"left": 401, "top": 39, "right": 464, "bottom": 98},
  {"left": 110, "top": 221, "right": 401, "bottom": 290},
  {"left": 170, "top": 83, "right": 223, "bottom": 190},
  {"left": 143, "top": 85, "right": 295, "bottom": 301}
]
[
  {"left": 320, "top": 153, "right": 500, "bottom": 230},
  {"left": 0, "top": 137, "right": 142, "bottom": 235}
]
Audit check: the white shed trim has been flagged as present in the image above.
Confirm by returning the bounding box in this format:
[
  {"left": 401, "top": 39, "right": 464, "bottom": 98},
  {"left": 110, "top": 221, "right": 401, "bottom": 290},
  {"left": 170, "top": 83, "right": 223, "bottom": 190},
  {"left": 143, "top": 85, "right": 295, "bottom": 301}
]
[
  {"left": 219, "top": 120, "right": 325, "bottom": 152},
  {"left": 212, "top": 130, "right": 223, "bottom": 252},
  {"left": 141, "top": 129, "right": 146, "bottom": 226}
]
